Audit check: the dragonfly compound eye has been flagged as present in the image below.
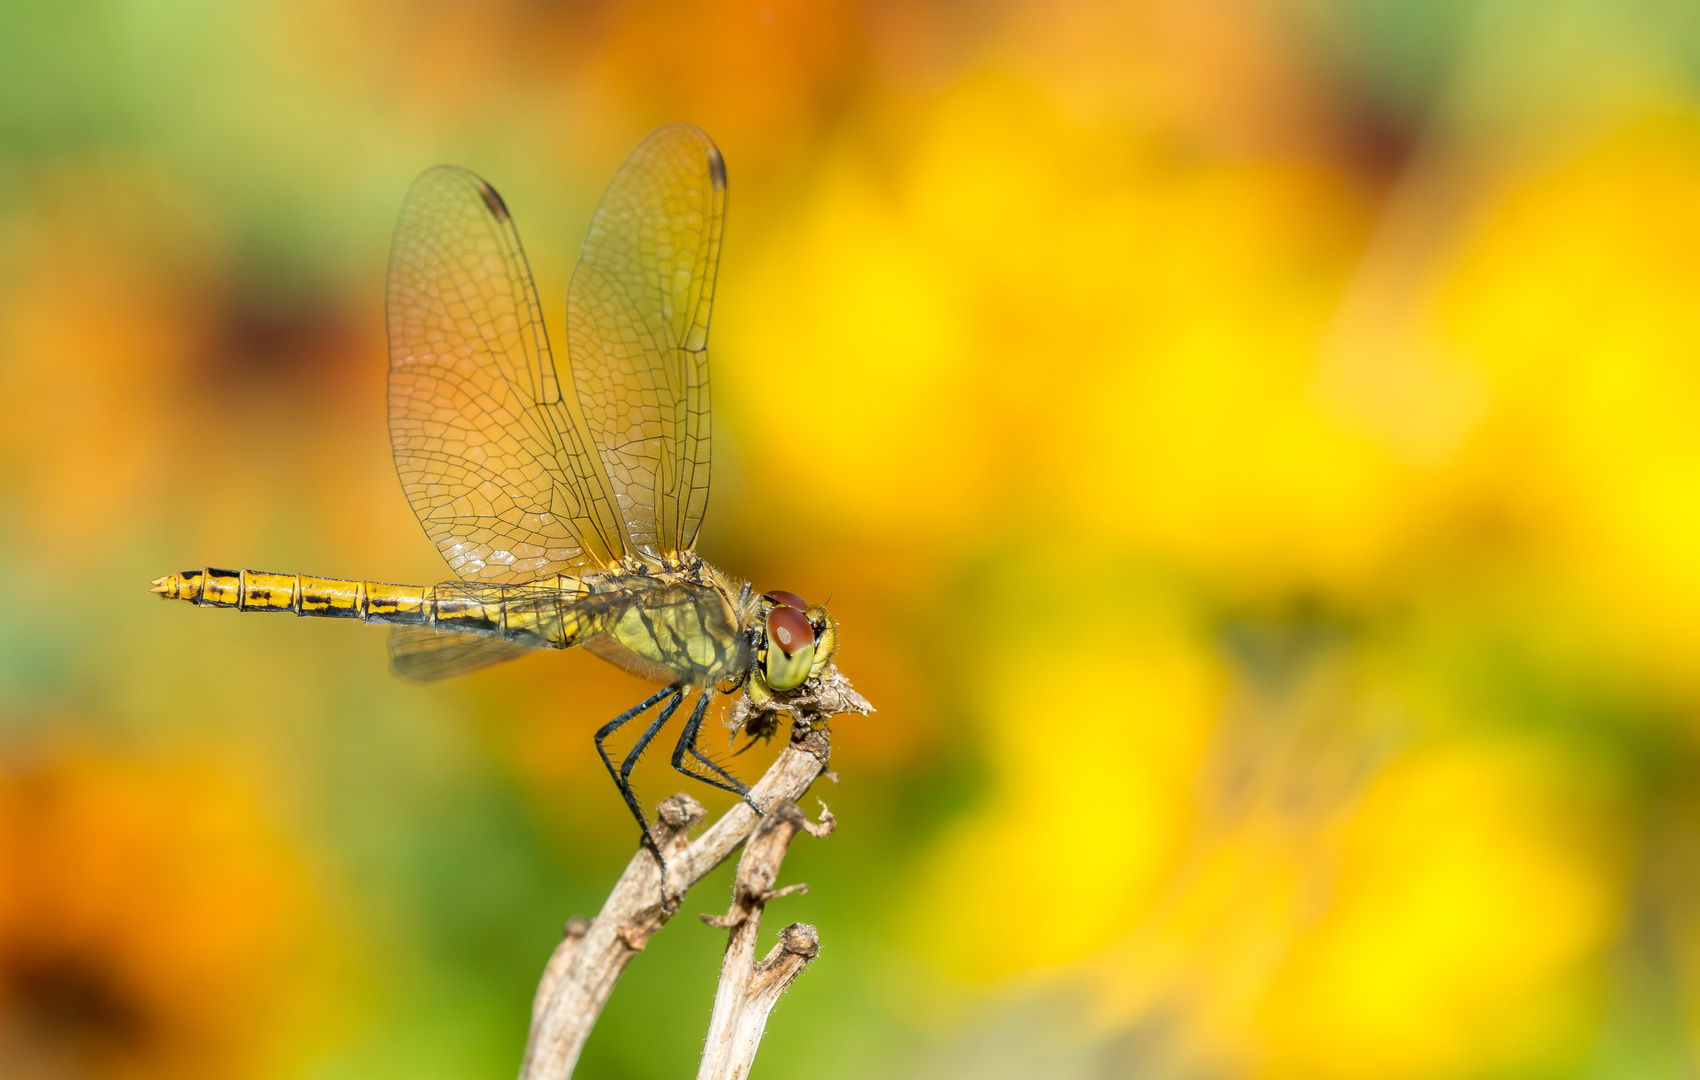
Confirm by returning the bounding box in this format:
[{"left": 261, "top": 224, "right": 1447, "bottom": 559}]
[
  {"left": 764, "top": 605, "right": 817, "bottom": 691},
  {"left": 763, "top": 590, "right": 808, "bottom": 611}
]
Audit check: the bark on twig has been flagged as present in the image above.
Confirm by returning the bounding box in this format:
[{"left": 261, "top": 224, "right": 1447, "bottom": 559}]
[
  {"left": 696, "top": 799, "right": 834, "bottom": 1080},
  {"left": 518, "top": 724, "right": 833, "bottom": 1080}
]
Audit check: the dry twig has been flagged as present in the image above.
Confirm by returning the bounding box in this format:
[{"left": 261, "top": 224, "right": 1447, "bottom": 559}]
[
  {"left": 696, "top": 799, "right": 835, "bottom": 1080},
  {"left": 519, "top": 667, "right": 868, "bottom": 1079}
]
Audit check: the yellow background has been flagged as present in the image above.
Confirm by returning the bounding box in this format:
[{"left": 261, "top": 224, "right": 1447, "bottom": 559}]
[{"left": 3, "top": 1, "right": 1700, "bottom": 1077}]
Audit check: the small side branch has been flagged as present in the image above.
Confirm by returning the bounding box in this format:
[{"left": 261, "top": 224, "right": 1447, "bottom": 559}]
[{"left": 697, "top": 799, "right": 834, "bottom": 1080}]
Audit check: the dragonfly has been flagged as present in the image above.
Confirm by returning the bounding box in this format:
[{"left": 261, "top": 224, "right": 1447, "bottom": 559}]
[{"left": 152, "top": 124, "right": 864, "bottom": 855}]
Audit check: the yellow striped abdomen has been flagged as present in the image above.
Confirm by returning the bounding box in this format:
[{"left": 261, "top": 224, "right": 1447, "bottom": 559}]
[
  {"left": 152, "top": 567, "right": 432, "bottom": 620},
  {"left": 148, "top": 567, "right": 595, "bottom": 649}
]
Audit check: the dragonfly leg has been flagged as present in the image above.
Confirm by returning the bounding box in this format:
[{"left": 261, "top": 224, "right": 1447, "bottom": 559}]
[
  {"left": 594, "top": 685, "right": 681, "bottom": 861},
  {"left": 670, "top": 692, "right": 762, "bottom": 814},
  {"left": 619, "top": 690, "right": 685, "bottom": 797}
]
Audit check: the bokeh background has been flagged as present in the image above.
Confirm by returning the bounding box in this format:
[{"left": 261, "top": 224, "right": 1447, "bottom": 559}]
[{"left": 3, "top": 1, "right": 1700, "bottom": 1077}]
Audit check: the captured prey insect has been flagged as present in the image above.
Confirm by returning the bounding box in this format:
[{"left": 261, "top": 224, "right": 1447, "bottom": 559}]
[{"left": 152, "top": 124, "right": 868, "bottom": 859}]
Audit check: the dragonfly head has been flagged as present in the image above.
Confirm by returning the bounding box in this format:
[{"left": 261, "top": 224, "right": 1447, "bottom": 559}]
[{"left": 758, "top": 590, "right": 838, "bottom": 692}]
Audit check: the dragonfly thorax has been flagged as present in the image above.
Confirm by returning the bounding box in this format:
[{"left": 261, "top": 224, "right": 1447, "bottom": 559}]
[{"left": 575, "top": 557, "right": 750, "bottom": 687}]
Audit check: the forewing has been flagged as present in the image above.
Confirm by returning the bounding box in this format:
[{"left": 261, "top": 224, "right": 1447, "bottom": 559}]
[
  {"left": 388, "top": 166, "right": 627, "bottom": 583},
  {"left": 389, "top": 626, "right": 534, "bottom": 682},
  {"left": 567, "top": 124, "right": 725, "bottom": 560}
]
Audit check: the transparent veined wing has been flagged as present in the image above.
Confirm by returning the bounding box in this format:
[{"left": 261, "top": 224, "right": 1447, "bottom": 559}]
[
  {"left": 389, "top": 626, "right": 535, "bottom": 682},
  {"left": 388, "top": 166, "right": 628, "bottom": 584},
  {"left": 388, "top": 581, "right": 637, "bottom": 682},
  {"left": 567, "top": 124, "right": 726, "bottom": 561}
]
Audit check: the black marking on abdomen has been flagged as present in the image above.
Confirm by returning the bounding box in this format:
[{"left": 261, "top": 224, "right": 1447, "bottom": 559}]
[{"left": 433, "top": 593, "right": 500, "bottom": 634}]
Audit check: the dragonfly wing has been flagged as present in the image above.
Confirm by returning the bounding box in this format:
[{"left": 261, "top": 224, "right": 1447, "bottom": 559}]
[
  {"left": 388, "top": 625, "right": 535, "bottom": 682},
  {"left": 429, "top": 579, "right": 635, "bottom": 649},
  {"left": 568, "top": 124, "right": 726, "bottom": 561},
  {"left": 388, "top": 166, "right": 628, "bottom": 584},
  {"left": 389, "top": 581, "right": 636, "bottom": 682}
]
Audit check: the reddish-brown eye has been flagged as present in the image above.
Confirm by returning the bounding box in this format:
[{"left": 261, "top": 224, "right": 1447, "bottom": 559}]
[
  {"left": 766, "top": 606, "right": 814, "bottom": 657},
  {"left": 763, "top": 590, "right": 808, "bottom": 611}
]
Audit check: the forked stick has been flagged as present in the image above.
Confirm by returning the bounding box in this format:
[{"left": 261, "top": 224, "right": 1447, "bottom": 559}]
[
  {"left": 518, "top": 724, "right": 832, "bottom": 1079},
  {"left": 696, "top": 799, "right": 834, "bottom": 1080}
]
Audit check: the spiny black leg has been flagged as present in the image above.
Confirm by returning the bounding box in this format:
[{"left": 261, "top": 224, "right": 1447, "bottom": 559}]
[
  {"left": 594, "top": 685, "right": 679, "bottom": 858},
  {"left": 619, "top": 688, "right": 685, "bottom": 882},
  {"left": 620, "top": 689, "right": 684, "bottom": 794},
  {"left": 670, "top": 692, "right": 762, "bottom": 814}
]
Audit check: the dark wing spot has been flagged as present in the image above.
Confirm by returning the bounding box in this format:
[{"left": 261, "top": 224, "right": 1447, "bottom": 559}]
[
  {"left": 707, "top": 146, "right": 726, "bottom": 192},
  {"left": 476, "top": 179, "right": 510, "bottom": 221}
]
